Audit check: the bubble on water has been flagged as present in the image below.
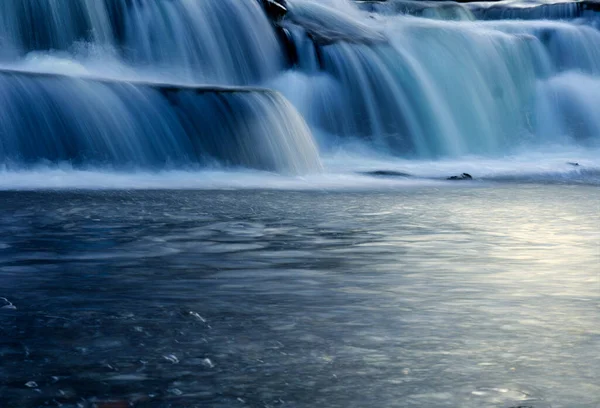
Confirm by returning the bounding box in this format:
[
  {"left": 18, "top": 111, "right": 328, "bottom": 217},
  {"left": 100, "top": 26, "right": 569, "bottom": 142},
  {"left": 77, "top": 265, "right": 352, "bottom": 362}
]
[
  {"left": 189, "top": 311, "right": 207, "bottom": 323},
  {"left": 0, "top": 297, "right": 16, "bottom": 310},
  {"left": 109, "top": 374, "right": 148, "bottom": 382},
  {"left": 163, "top": 354, "right": 179, "bottom": 364}
]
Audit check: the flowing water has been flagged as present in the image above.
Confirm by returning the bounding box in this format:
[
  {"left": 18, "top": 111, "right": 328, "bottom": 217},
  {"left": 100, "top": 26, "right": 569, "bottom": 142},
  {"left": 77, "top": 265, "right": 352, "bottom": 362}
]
[
  {"left": 0, "top": 0, "right": 599, "bottom": 407},
  {"left": 0, "top": 188, "right": 599, "bottom": 408},
  {"left": 0, "top": 0, "right": 599, "bottom": 174}
]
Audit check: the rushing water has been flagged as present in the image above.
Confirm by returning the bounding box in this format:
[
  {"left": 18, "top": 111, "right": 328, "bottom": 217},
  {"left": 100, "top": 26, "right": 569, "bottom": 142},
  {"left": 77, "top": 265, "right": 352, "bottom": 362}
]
[
  {"left": 0, "top": 0, "right": 599, "bottom": 174},
  {"left": 0, "top": 0, "right": 599, "bottom": 407},
  {"left": 0, "top": 0, "right": 282, "bottom": 84},
  {"left": 0, "top": 71, "right": 321, "bottom": 174}
]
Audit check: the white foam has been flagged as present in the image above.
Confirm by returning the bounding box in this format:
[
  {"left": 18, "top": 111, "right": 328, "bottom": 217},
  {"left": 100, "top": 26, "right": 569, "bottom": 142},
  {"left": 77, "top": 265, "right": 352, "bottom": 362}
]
[
  {"left": 324, "top": 144, "right": 600, "bottom": 180},
  {"left": 0, "top": 146, "right": 597, "bottom": 191},
  {"left": 0, "top": 167, "right": 445, "bottom": 191}
]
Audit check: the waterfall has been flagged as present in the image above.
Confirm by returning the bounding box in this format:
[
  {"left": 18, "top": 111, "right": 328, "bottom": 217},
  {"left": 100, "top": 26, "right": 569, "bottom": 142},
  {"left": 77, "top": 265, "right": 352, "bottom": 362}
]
[
  {"left": 0, "top": 0, "right": 598, "bottom": 177},
  {"left": 0, "top": 0, "right": 282, "bottom": 84},
  {"left": 0, "top": 70, "right": 321, "bottom": 174},
  {"left": 275, "top": 0, "right": 600, "bottom": 157}
]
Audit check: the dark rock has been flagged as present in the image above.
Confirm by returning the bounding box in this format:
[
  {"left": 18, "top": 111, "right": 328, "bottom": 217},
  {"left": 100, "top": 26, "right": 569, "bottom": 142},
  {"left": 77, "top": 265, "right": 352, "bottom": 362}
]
[
  {"left": 447, "top": 173, "right": 473, "bottom": 180},
  {"left": 470, "top": 1, "right": 598, "bottom": 21},
  {"left": 362, "top": 170, "right": 413, "bottom": 178},
  {"left": 261, "top": 0, "right": 288, "bottom": 22},
  {"left": 274, "top": 25, "right": 299, "bottom": 68}
]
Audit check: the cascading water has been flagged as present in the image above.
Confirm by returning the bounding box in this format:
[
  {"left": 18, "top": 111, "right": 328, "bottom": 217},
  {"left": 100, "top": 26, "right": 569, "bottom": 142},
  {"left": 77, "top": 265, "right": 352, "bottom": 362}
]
[
  {"left": 3, "top": 4, "right": 600, "bottom": 407},
  {"left": 0, "top": 70, "right": 320, "bottom": 174},
  {"left": 0, "top": 0, "right": 598, "bottom": 184},
  {"left": 274, "top": 0, "right": 600, "bottom": 160},
  {"left": 0, "top": 0, "right": 322, "bottom": 176},
  {"left": 0, "top": 0, "right": 283, "bottom": 84}
]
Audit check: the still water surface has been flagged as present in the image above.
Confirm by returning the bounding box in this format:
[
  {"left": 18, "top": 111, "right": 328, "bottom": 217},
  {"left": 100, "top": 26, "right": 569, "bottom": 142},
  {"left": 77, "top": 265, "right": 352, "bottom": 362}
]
[{"left": 0, "top": 186, "right": 599, "bottom": 407}]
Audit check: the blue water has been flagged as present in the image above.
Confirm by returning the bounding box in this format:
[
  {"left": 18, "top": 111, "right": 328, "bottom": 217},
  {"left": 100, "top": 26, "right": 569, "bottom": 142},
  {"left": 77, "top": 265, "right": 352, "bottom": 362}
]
[
  {"left": 0, "top": 1, "right": 599, "bottom": 407},
  {"left": 0, "top": 0, "right": 599, "bottom": 176},
  {"left": 1, "top": 187, "right": 599, "bottom": 407}
]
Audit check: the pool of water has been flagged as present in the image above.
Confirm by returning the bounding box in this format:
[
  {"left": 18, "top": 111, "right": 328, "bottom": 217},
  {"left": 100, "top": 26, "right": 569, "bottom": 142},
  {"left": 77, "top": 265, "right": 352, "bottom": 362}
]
[{"left": 0, "top": 186, "right": 598, "bottom": 407}]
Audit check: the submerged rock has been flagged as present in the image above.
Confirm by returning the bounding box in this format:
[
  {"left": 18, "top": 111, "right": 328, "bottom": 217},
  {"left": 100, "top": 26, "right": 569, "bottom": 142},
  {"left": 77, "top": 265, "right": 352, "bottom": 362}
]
[
  {"left": 447, "top": 173, "right": 473, "bottom": 180},
  {"left": 284, "top": 2, "right": 386, "bottom": 46}
]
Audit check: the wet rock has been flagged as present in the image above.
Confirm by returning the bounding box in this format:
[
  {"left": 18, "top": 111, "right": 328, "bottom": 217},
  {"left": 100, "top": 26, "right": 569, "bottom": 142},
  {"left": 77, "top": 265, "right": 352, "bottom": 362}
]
[
  {"left": 261, "top": 0, "right": 287, "bottom": 21},
  {"left": 284, "top": 2, "right": 386, "bottom": 46},
  {"left": 447, "top": 173, "right": 473, "bottom": 180},
  {"left": 0, "top": 68, "right": 270, "bottom": 95},
  {"left": 471, "top": 1, "right": 599, "bottom": 21},
  {"left": 274, "top": 25, "right": 299, "bottom": 68},
  {"left": 362, "top": 170, "right": 413, "bottom": 178}
]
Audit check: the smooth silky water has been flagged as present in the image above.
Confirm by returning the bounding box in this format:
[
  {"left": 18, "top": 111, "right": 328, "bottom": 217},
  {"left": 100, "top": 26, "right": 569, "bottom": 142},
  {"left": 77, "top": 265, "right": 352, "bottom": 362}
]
[
  {"left": 0, "top": 187, "right": 598, "bottom": 407},
  {"left": 0, "top": 0, "right": 599, "bottom": 407}
]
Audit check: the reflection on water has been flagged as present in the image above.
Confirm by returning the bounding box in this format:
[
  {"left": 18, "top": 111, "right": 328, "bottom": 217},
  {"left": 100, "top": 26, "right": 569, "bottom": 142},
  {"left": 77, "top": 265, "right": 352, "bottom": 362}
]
[{"left": 0, "top": 186, "right": 598, "bottom": 407}]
